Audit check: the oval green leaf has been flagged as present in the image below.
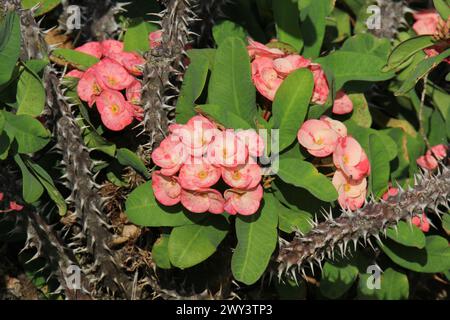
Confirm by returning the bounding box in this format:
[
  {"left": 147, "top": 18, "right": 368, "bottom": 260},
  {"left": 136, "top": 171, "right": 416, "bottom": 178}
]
[
  {"left": 231, "top": 193, "right": 278, "bottom": 285},
  {"left": 168, "top": 216, "right": 229, "bottom": 269},
  {"left": 277, "top": 158, "right": 338, "bottom": 202},
  {"left": 272, "top": 68, "right": 314, "bottom": 152},
  {"left": 125, "top": 182, "right": 194, "bottom": 227}
]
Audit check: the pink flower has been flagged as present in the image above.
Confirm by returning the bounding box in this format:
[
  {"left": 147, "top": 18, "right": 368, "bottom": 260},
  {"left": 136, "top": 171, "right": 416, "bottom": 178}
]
[
  {"left": 0, "top": 192, "right": 4, "bottom": 201},
  {"left": 171, "top": 116, "right": 218, "bottom": 157},
  {"left": 75, "top": 41, "right": 103, "bottom": 59},
  {"left": 417, "top": 144, "right": 448, "bottom": 170},
  {"left": 382, "top": 187, "right": 399, "bottom": 201},
  {"left": 247, "top": 38, "right": 285, "bottom": 59},
  {"left": 95, "top": 90, "right": 134, "bottom": 131},
  {"left": 412, "top": 10, "right": 440, "bottom": 35},
  {"left": 332, "top": 170, "right": 367, "bottom": 211},
  {"left": 236, "top": 129, "right": 265, "bottom": 158},
  {"left": 412, "top": 10, "right": 450, "bottom": 64},
  {"left": 181, "top": 189, "right": 225, "bottom": 214},
  {"left": 430, "top": 144, "right": 448, "bottom": 159},
  {"left": 412, "top": 213, "right": 430, "bottom": 233},
  {"left": 126, "top": 80, "right": 142, "bottom": 105},
  {"left": 101, "top": 40, "right": 124, "bottom": 56},
  {"left": 273, "top": 55, "right": 311, "bottom": 77},
  {"left": 77, "top": 67, "right": 103, "bottom": 107},
  {"left": 65, "top": 69, "right": 84, "bottom": 78},
  {"left": 207, "top": 130, "right": 248, "bottom": 167},
  {"left": 151, "top": 135, "right": 187, "bottom": 176},
  {"left": 149, "top": 30, "right": 163, "bottom": 49},
  {"left": 320, "top": 116, "right": 347, "bottom": 137},
  {"left": 222, "top": 163, "right": 262, "bottom": 189},
  {"left": 178, "top": 160, "right": 221, "bottom": 190},
  {"left": 251, "top": 57, "right": 284, "bottom": 101},
  {"left": 109, "top": 51, "right": 145, "bottom": 76},
  {"left": 9, "top": 201, "right": 24, "bottom": 212},
  {"left": 152, "top": 171, "right": 181, "bottom": 206},
  {"left": 332, "top": 90, "right": 353, "bottom": 115},
  {"left": 94, "top": 58, "right": 135, "bottom": 91},
  {"left": 333, "top": 136, "right": 371, "bottom": 181},
  {"left": 297, "top": 119, "right": 340, "bottom": 157},
  {"left": 416, "top": 154, "right": 438, "bottom": 170},
  {"left": 224, "top": 185, "right": 263, "bottom": 216},
  {"left": 310, "top": 64, "right": 330, "bottom": 105}
]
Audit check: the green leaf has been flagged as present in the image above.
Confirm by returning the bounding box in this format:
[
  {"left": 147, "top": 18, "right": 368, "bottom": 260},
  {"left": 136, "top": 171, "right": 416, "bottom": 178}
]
[
  {"left": 277, "top": 158, "right": 338, "bottom": 202},
  {"left": 188, "top": 49, "right": 216, "bottom": 70},
  {"left": 52, "top": 48, "right": 100, "bottom": 71},
  {"left": 208, "top": 37, "right": 257, "bottom": 125},
  {"left": 0, "top": 132, "right": 10, "bottom": 160},
  {"left": 273, "top": 0, "right": 303, "bottom": 51},
  {"left": 82, "top": 124, "right": 116, "bottom": 157},
  {"left": 358, "top": 268, "right": 409, "bottom": 300},
  {"left": 2, "top": 111, "right": 50, "bottom": 154},
  {"left": 341, "top": 33, "right": 391, "bottom": 60},
  {"left": 384, "top": 36, "right": 436, "bottom": 72},
  {"left": 169, "top": 216, "right": 229, "bottom": 269},
  {"left": 349, "top": 94, "right": 372, "bottom": 128},
  {"left": 299, "top": 0, "right": 334, "bottom": 58},
  {"left": 272, "top": 68, "right": 314, "bottom": 152},
  {"left": 213, "top": 20, "right": 247, "bottom": 47},
  {"left": 434, "top": 0, "right": 450, "bottom": 19},
  {"left": 176, "top": 55, "right": 210, "bottom": 124},
  {"left": 16, "top": 66, "right": 46, "bottom": 117},
  {"left": 195, "top": 104, "right": 253, "bottom": 130},
  {"left": 443, "top": 214, "right": 450, "bottom": 235},
  {"left": 316, "top": 51, "right": 395, "bottom": 90},
  {"left": 428, "top": 83, "right": 450, "bottom": 121},
  {"left": 428, "top": 110, "right": 447, "bottom": 146},
  {"left": 0, "top": 12, "right": 21, "bottom": 86},
  {"left": 320, "top": 260, "right": 359, "bottom": 299},
  {"left": 152, "top": 234, "right": 172, "bottom": 269},
  {"left": 116, "top": 148, "right": 149, "bottom": 178},
  {"left": 124, "top": 18, "right": 158, "bottom": 52},
  {"left": 125, "top": 182, "right": 193, "bottom": 227},
  {"left": 345, "top": 120, "right": 398, "bottom": 162},
  {"left": 367, "top": 134, "right": 390, "bottom": 197},
  {"left": 14, "top": 155, "right": 44, "bottom": 204},
  {"left": 396, "top": 48, "right": 450, "bottom": 96},
  {"left": 386, "top": 221, "right": 426, "bottom": 249},
  {"left": 22, "top": 0, "right": 61, "bottom": 16},
  {"left": 26, "top": 160, "right": 67, "bottom": 216},
  {"left": 278, "top": 206, "right": 312, "bottom": 234},
  {"left": 380, "top": 236, "right": 450, "bottom": 273},
  {"left": 231, "top": 194, "right": 278, "bottom": 285},
  {"left": 0, "top": 111, "right": 4, "bottom": 134}
]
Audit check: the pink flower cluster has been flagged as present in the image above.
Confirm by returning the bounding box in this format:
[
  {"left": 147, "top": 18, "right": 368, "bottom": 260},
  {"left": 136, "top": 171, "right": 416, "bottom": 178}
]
[
  {"left": 412, "top": 10, "right": 450, "bottom": 64},
  {"left": 67, "top": 40, "right": 146, "bottom": 131},
  {"left": 298, "top": 116, "right": 371, "bottom": 210},
  {"left": 247, "top": 39, "right": 353, "bottom": 115},
  {"left": 0, "top": 192, "right": 24, "bottom": 214},
  {"left": 416, "top": 144, "right": 448, "bottom": 170},
  {"left": 382, "top": 187, "right": 430, "bottom": 232},
  {"left": 151, "top": 116, "right": 266, "bottom": 216}
]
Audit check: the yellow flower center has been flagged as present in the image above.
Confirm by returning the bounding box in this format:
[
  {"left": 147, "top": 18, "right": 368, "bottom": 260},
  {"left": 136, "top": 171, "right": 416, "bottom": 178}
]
[
  {"left": 232, "top": 171, "right": 241, "bottom": 180},
  {"left": 108, "top": 77, "right": 117, "bottom": 86},
  {"left": 93, "top": 83, "right": 101, "bottom": 95},
  {"left": 315, "top": 137, "right": 324, "bottom": 145},
  {"left": 343, "top": 155, "right": 349, "bottom": 164},
  {"left": 197, "top": 170, "right": 208, "bottom": 180},
  {"left": 110, "top": 104, "right": 120, "bottom": 114},
  {"left": 344, "top": 184, "right": 351, "bottom": 192}
]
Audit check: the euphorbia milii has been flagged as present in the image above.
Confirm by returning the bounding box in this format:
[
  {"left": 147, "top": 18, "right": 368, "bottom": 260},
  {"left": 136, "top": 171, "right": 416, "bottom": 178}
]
[
  {"left": 332, "top": 170, "right": 367, "bottom": 211},
  {"left": 333, "top": 136, "right": 371, "bottom": 181}
]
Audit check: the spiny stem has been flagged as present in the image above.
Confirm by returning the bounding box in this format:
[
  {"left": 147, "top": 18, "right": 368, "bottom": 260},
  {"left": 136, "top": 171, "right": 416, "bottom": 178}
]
[{"left": 277, "top": 166, "right": 450, "bottom": 278}]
